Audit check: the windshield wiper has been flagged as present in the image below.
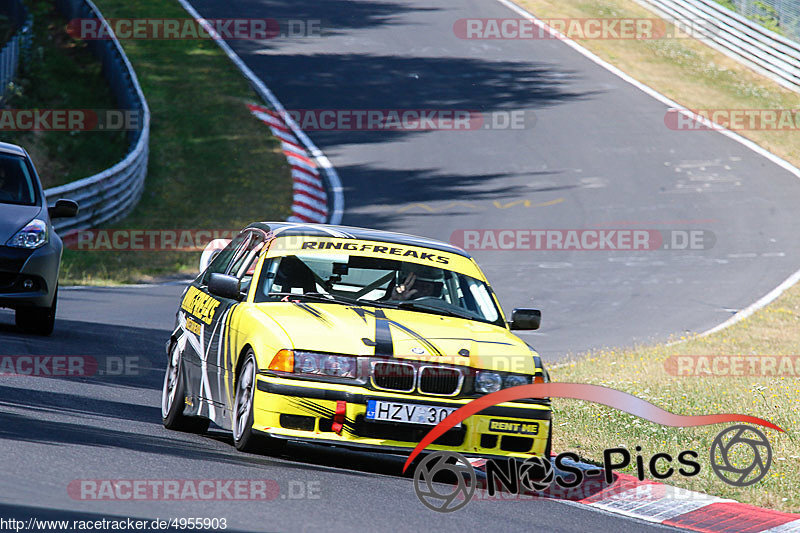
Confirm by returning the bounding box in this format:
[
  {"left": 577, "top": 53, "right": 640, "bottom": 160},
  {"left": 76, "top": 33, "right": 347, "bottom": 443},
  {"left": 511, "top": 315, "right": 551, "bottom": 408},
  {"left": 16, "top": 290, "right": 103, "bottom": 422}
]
[
  {"left": 269, "top": 292, "right": 395, "bottom": 308},
  {"left": 268, "top": 292, "right": 356, "bottom": 306},
  {"left": 393, "top": 301, "right": 475, "bottom": 320}
]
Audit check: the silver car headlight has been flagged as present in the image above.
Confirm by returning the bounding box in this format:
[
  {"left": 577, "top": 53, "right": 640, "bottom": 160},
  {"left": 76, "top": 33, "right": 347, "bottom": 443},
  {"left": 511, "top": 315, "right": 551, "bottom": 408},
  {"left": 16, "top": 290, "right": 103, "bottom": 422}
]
[{"left": 6, "top": 219, "right": 48, "bottom": 249}]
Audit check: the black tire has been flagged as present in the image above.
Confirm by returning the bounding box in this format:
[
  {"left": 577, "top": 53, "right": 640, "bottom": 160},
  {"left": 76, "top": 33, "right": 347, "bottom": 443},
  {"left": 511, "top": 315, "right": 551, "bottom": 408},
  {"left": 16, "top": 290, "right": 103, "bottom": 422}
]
[
  {"left": 16, "top": 286, "right": 57, "bottom": 336},
  {"left": 232, "top": 350, "right": 285, "bottom": 455},
  {"left": 161, "top": 339, "right": 210, "bottom": 434}
]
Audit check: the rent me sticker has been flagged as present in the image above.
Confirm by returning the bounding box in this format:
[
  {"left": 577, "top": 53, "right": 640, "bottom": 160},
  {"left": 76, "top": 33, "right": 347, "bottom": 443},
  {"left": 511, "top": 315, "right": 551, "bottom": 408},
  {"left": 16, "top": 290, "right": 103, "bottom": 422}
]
[{"left": 486, "top": 419, "right": 540, "bottom": 435}]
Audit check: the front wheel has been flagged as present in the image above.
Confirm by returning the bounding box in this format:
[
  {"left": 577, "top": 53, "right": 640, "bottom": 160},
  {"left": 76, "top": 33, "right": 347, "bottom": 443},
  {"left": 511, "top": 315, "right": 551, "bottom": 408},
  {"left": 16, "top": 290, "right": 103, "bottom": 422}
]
[
  {"left": 162, "top": 339, "right": 210, "bottom": 434},
  {"left": 232, "top": 350, "right": 285, "bottom": 455},
  {"left": 16, "top": 287, "right": 57, "bottom": 336}
]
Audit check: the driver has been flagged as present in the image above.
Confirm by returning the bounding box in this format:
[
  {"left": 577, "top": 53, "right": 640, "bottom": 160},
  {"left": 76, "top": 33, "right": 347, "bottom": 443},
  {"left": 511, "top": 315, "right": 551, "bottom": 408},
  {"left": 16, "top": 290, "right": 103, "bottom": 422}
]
[{"left": 389, "top": 264, "right": 444, "bottom": 301}]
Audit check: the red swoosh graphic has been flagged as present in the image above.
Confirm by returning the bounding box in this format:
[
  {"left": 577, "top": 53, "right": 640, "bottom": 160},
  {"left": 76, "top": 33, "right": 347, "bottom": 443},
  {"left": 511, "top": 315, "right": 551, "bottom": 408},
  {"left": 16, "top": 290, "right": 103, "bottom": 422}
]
[{"left": 402, "top": 383, "right": 784, "bottom": 473}]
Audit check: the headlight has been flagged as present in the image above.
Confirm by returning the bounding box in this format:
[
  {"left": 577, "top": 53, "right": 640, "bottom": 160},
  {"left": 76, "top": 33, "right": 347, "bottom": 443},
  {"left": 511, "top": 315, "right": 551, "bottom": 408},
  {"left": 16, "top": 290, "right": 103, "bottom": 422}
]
[
  {"left": 504, "top": 374, "right": 530, "bottom": 388},
  {"left": 268, "top": 350, "right": 359, "bottom": 379},
  {"left": 475, "top": 370, "right": 533, "bottom": 393},
  {"left": 321, "top": 355, "right": 355, "bottom": 377},
  {"left": 475, "top": 371, "right": 503, "bottom": 393},
  {"left": 6, "top": 219, "right": 48, "bottom": 249},
  {"left": 294, "top": 351, "right": 357, "bottom": 379},
  {"left": 296, "top": 353, "right": 318, "bottom": 373}
]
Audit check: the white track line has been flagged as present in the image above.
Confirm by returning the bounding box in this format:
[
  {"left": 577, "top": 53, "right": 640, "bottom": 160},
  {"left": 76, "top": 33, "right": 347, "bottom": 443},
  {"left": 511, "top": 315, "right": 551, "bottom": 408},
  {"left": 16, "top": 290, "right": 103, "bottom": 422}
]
[{"left": 496, "top": 0, "right": 800, "bottom": 337}]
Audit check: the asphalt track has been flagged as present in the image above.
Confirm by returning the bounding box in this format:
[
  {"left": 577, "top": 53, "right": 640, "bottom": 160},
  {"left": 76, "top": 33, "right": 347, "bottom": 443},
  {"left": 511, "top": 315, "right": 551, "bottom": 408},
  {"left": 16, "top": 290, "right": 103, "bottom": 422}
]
[{"left": 3, "top": 0, "right": 800, "bottom": 531}]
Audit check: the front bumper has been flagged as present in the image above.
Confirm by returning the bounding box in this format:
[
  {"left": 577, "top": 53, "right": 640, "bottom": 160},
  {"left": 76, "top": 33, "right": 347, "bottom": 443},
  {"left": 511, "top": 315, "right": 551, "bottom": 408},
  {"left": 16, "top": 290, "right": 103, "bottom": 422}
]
[
  {"left": 0, "top": 243, "right": 60, "bottom": 308},
  {"left": 254, "top": 375, "right": 552, "bottom": 459}
]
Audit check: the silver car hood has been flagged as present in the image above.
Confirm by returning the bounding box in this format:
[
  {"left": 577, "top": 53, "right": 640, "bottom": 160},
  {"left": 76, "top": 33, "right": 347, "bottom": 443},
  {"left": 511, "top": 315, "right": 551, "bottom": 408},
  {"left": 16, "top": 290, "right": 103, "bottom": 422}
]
[{"left": 0, "top": 204, "right": 43, "bottom": 244}]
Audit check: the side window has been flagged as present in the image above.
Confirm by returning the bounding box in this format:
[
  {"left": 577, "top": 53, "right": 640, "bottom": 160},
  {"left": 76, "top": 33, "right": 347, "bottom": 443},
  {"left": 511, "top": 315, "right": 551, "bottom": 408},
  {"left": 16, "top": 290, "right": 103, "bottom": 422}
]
[
  {"left": 231, "top": 234, "right": 267, "bottom": 296},
  {"left": 200, "top": 233, "right": 248, "bottom": 286}
]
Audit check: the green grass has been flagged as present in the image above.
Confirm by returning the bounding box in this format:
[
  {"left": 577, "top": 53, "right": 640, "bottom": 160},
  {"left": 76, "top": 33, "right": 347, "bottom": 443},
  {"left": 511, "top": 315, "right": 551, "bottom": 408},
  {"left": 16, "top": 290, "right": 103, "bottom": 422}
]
[
  {"left": 58, "top": 0, "right": 292, "bottom": 284},
  {"left": 516, "top": 0, "right": 800, "bottom": 511},
  {"left": 0, "top": 0, "right": 128, "bottom": 187},
  {"left": 549, "top": 284, "right": 800, "bottom": 512}
]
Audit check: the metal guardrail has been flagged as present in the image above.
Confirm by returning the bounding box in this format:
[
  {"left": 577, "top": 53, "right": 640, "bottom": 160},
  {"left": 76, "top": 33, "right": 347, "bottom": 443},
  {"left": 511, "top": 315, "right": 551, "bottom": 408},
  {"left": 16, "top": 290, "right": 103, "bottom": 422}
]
[
  {"left": 0, "top": 1, "right": 32, "bottom": 101},
  {"left": 726, "top": 0, "right": 800, "bottom": 44},
  {"left": 45, "top": 0, "right": 150, "bottom": 233},
  {"left": 636, "top": 0, "right": 800, "bottom": 92}
]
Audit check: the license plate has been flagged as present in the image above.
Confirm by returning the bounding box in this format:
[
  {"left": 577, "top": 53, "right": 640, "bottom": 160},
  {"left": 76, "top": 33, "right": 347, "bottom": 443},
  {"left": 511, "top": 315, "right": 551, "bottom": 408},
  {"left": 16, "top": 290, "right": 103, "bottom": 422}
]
[{"left": 365, "top": 400, "right": 460, "bottom": 427}]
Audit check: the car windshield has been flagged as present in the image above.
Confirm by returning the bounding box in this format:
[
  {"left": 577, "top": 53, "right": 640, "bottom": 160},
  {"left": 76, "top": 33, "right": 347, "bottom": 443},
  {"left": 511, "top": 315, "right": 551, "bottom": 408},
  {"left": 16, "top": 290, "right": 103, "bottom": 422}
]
[
  {"left": 0, "top": 154, "right": 36, "bottom": 206},
  {"left": 255, "top": 253, "right": 503, "bottom": 325}
]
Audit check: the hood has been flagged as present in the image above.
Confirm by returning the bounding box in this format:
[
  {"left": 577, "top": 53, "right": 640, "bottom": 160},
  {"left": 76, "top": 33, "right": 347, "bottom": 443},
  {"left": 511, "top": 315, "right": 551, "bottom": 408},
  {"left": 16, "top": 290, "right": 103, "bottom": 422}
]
[
  {"left": 0, "top": 204, "right": 43, "bottom": 244},
  {"left": 255, "top": 302, "right": 538, "bottom": 373}
]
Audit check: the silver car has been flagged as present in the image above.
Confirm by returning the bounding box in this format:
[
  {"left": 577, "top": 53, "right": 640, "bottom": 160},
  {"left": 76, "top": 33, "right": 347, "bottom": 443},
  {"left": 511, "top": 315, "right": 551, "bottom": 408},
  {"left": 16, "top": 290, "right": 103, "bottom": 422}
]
[{"left": 0, "top": 141, "right": 78, "bottom": 335}]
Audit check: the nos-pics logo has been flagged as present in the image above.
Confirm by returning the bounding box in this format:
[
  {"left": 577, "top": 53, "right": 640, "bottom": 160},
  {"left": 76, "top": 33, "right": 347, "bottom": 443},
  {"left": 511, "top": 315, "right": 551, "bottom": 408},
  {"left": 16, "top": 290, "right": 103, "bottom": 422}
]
[
  {"left": 413, "top": 424, "right": 774, "bottom": 513},
  {"left": 402, "top": 384, "right": 782, "bottom": 512}
]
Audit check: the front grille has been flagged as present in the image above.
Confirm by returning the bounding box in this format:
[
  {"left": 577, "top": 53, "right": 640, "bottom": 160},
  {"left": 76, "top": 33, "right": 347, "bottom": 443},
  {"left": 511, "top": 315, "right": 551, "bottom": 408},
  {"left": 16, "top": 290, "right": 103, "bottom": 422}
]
[
  {"left": 354, "top": 415, "right": 466, "bottom": 446},
  {"left": 372, "top": 361, "right": 415, "bottom": 392},
  {"left": 0, "top": 273, "right": 43, "bottom": 293},
  {"left": 0, "top": 246, "right": 31, "bottom": 273},
  {"left": 0, "top": 273, "right": 17, "bottom": 290},
  {"left": 280, "top": 414, "right": 315, "bottom": 431},
  {"left": 418, "top": 366, "right": 462, "bottom": 396},
  {"left": 500, "top": 436, "right": 533, "bottom": 453},
  {"left": 480, "top": 434, "right": 498, "bottom": 449}
]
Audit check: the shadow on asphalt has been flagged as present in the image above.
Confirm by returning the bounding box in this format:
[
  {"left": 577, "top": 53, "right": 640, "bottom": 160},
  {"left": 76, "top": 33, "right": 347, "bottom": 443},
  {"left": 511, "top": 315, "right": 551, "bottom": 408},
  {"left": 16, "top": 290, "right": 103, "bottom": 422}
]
[{"left": 0, "top": 315, "right": 167, "bottom": 391}]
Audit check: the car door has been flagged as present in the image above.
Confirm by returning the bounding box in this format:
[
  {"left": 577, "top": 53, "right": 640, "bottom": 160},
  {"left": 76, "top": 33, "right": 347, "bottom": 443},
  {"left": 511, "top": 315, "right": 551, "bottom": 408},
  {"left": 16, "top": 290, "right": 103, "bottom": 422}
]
[
  {"left": 179, "top": 231, "right": 258, "bottom": 427},
  {"left": 182, "top": 229, "right": 265, "bottom": 428}
]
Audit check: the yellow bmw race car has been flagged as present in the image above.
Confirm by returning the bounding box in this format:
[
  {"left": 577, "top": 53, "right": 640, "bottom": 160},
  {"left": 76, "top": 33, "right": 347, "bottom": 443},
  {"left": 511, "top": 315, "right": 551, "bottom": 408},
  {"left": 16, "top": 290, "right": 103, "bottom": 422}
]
[{"left": 162, "top": 222, "right": 552, "bottom": 460}]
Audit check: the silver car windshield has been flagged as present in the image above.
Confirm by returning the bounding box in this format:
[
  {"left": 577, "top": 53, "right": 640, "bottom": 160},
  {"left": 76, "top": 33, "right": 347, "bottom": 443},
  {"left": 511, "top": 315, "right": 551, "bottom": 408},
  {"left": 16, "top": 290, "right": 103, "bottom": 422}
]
[{"left": 0, "top": 154, "right": 36, "bottom": 206}]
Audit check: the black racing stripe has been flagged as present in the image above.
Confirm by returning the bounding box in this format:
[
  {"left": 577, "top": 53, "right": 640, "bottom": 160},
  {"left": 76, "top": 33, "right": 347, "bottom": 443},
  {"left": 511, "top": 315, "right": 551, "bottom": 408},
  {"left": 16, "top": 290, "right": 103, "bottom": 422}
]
[
  {"left": 433, "top": 338, "right": 513, "bottom": 346},
  {"left": 291, "top": 398, "right": 334, "bottom": 418},
  {"left": 351, "top": 306, "right": 443, "bottom": 357},
  {"left": 373, "top": 309, "right": 394, "bottom": 357},
  {"left": 380, "top": 318, "right": 443, "bottom": 356},
  {"left": 350, "top": 307, "right": 369, "bottom": 323},
  {"left": 289, "top": 398, "right": 357, "bottom": 432},
  {"left": 292, "top": 302, "right": 331, "bottom": 326}
]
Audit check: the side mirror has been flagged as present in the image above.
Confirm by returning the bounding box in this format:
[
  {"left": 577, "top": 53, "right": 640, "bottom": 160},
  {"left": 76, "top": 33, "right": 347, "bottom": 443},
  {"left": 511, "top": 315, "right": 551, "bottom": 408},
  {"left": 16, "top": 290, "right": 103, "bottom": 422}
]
[
  {"left": 208, "top": 273, "right": 241, "bottom": 301},
  {"left": 199, "top": 238, "right": 231, "bottom": 273},
  {"left": 48, "top": 199, "right": 79, "bottom": 218},
  {"left": 509, "top": 308, "right": 541, "bottom": 330}
]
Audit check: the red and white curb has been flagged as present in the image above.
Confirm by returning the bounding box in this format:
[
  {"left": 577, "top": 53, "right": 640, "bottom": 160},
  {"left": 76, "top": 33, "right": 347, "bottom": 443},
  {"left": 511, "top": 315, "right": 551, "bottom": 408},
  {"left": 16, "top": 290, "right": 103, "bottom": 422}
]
[
  {"left": 248, "top": 103, "right": 329, "bottom": 224},
  {"left": 467, "top": 457, "right": 799, "bottom": 532},
  {"left": 577, "top": 473, "right": 800, "bottom": 532}
]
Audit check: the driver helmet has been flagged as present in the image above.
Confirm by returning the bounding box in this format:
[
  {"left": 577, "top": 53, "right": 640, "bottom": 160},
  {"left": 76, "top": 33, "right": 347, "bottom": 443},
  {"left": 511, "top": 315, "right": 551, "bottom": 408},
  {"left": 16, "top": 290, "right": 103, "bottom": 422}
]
[{"left": 395, "top": 263, "right": 444, "bottom": 298}]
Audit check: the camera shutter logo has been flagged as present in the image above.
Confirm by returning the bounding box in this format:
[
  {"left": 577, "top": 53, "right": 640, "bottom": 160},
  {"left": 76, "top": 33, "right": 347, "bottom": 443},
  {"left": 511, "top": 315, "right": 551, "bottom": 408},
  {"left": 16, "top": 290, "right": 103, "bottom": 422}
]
[
  {"left": 413, "top": 451, "right": 476, "bottom": 512},
  {"left": 518, "top": 456, "right": 554, "bottom": 493},
  {"left": 710, "top": 425, "right": 772, "bottom": 487}
]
